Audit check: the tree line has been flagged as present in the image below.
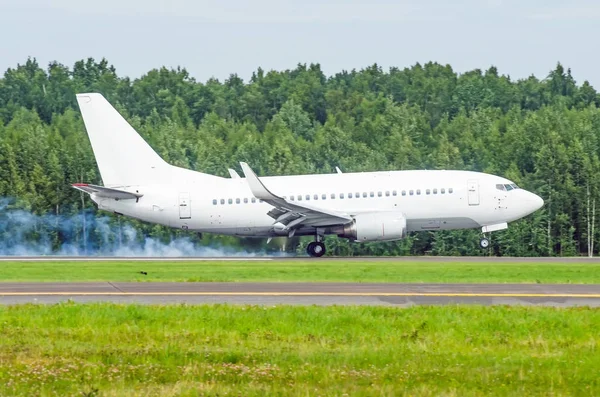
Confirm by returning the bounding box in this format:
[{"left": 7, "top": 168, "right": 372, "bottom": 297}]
[{"left": 1, "top": 57, "right": 599, "bottom": 256}]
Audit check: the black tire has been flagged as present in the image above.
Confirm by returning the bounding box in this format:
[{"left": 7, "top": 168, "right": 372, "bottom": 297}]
[
  {"left": 307, "top": 242, "right": 316, "bottom": 257},
  {"left": 307, "top": 241, "right": 326, "bottom": 257},
  {"left": 312, "top": 242, "right": 326, "bottom": 257},
  {"left": 479, "top": 238, "right": 490, "bottom": 249}
]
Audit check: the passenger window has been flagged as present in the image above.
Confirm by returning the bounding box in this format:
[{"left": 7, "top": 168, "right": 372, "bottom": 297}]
[
  {"left": 259, "top": 199, "right": 263, "bottom": 203},
  {"left": 370, "top": 192, "right": 374, "bottom": 198},
  {"left": 416, "top": 189, "right": 421, "bottom": 195},
  {"left": 251, "top": 198, "right": 256, "bottom": 203},
  {"left": 356, "top": 192, "right": 360, "bottom": 198},
  {"left": 297, "top": 195, "right": 302, "bottom": 201},
  {"left": 235, "top": 198, "right": 240, "bottom": 204},
  {"left": 322, "top": 194, "right": 326, "bottom": 200},
  {"left": 220, "top": 199, "right": 225, "bottom": 205},
  {"left": 402, "top": 190, "right": 406, "bottom": 196},
  {"left": 228, "top": 198, "right": 233, "bottom": 204},
  {"left": 449, "top": 188, "right": 453, "bottom": 194},
  {"left": 426, "top": 189, "right": 430, "bottom": 195},
  {"left": 340, "top": 193, "right": 345, "bottom": 199},
  {"left": 212, "top": 199, "right": 217, "bottom": 205},
  {"left": 393, "top": 190, "right": 397, "bottom": 196},
  {"left": 348, "top": 193, "right": 353, "bottom": 198},
  {"left": 409, "top": 190, "right": 414, "bottom": 196},
  {"left": 385, "top": 191, "right": 390, "bottom": 197},
  {"left": 244, "top": 198, "right": 248, "bottom": 203},
  {"left": 290, "top": 196, "right": 295, "bottom": 201},
  {"left": 378, "top": 191, "right": 382, "bottom": 197},
  {"left": 433, "top": 188, "right": 437, "bottom": 194},
  {"left": 306, "top": 195, "right": 310, "bottom": 201},
  {"left": 441, "top": 188, "right": 445, "bottom": 194},
  {"left": 331, "top": 193, "right": 336, "bottom": 199}
]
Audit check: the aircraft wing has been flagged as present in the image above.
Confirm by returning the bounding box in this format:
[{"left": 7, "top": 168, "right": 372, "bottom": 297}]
[
  {"left": 71, "top": 183, "right": 143, "bottom": 200},
  {"left": 240, "top": 162, "right": 352, "bottom": 235}
]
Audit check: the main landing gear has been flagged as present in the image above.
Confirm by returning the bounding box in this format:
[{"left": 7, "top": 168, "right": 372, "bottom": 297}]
[
  {"left": 307, "top": 241, "right": 326, "bottom": 257},
  {"left": 307, "top": 230, "right": 326, "bottom": 257}
]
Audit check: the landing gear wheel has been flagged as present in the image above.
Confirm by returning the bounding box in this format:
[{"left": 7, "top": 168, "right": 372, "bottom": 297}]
[
  {"left": 479, "top": 237, "right": 490, "bottom": 249},
  {"left": 307, "top": 241, "right": 326, "bottom": 257}
]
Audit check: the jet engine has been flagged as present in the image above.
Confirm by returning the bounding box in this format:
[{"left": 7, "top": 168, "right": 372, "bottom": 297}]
[{"left": 334, "top": 212, "right": 407, "bottom": 242}]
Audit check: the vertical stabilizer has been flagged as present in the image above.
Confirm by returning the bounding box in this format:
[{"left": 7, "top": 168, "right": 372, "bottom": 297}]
[{"left": 76, "top": 93, "right": 169, "bottom": 187}]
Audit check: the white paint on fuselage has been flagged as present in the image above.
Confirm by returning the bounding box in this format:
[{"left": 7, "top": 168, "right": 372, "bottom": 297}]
[{"left": 92, "top": 169, "right": 543, "bottom": 238}]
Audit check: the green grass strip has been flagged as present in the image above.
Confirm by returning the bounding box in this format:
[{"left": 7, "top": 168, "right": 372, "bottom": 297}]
[
  {"left": 1, "top": 260, "right": 600, "bottom": 283},
  {"left": 0, "top": 304, "right": 598, "bottom": 396}
]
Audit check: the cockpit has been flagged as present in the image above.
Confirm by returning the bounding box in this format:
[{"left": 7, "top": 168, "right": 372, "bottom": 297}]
[{"left": 496, "top": 183, "right": 519, "bottom": 191}]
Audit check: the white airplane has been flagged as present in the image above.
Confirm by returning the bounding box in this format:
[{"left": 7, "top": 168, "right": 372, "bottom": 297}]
[{"left": 73, "top": 93, "right": 544, "bottom": 257}]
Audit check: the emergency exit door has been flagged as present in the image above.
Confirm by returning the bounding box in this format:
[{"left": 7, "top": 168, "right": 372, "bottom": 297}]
[
  {"left": 467, "top": 180, "right": 480, "bottom": 206},
  {"left": 179, "top": 192, "right": 191, "bottom": 219}
]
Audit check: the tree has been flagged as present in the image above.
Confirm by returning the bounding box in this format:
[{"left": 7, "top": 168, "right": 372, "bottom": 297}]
[{"left": 1, "top": 57, "right": 599, "bottom": 255}]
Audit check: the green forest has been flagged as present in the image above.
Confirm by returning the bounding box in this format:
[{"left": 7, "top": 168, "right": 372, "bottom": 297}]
[{"left": 1, "top": 58, "right": 599, "bottom": 256}]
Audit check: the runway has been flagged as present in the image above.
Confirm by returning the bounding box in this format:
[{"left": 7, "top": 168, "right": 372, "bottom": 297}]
[
  {"left": 1, "top": 282, "right": 599, "bottom": 306},
  {"left": 3, "top": 256, "right": 600, "bottom": 262}
]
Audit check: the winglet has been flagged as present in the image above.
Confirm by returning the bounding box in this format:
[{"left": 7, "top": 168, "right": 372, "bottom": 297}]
[
  {"left": 335, "top": 166, "right": 343, "bottom": 174},
  {"left": 228, "top": 168, "right": 241, "bottom": 179},
  {"left": 240, "top": 162, "right": 280, "bottom": 201}
]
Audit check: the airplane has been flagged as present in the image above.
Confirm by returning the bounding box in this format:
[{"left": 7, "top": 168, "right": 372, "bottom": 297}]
[{"left": 73, "top": 93, "right": 544, "bottom": 257}]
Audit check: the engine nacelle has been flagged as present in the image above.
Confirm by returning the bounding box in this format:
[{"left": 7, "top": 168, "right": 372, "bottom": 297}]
[{"left": 336, "top": 212, "right": 407, "bottom": 242}]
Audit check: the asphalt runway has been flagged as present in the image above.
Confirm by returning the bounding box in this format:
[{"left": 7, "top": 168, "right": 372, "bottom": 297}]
[
  {"left": 1, "top": 282, "right": 599, "bottom": 307},
  {"left": 3, "top": 256, "right": 600, "bottom": 262}
]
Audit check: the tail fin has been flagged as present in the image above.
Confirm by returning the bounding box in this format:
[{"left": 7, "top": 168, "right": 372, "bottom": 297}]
[{"left": 76, "top": 93, "right": 169, "bottom": 187}]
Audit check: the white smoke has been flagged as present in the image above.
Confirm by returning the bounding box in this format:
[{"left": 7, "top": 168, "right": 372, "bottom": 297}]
[{"left": 0, "top": 197, "right": 283, "bottom": 257}]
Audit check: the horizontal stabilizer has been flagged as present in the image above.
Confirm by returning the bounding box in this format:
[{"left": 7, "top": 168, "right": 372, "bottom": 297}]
[{"left": 72, "top": 184, "right": 143, "bottom": 200}]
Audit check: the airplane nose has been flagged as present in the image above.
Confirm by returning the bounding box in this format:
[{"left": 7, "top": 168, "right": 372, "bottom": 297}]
[
  {"left": 532, "top": 193, "right": 544, "bottom": 211},
  {"left": 524, "top": 191, "right": 544, "bottom": 214}
]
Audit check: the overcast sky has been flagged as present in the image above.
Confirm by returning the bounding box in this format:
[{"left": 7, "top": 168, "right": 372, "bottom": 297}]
[{"left": 1, "top": 0, "right": 598, "bottom": 86}]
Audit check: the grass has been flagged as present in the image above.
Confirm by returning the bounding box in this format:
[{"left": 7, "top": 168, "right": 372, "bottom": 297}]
[
  {"left": 0, "top": 303, "right": 598, "bottom": 396},
  {"left": 0, "top": 260, "right": 600, "bottom": 283}
]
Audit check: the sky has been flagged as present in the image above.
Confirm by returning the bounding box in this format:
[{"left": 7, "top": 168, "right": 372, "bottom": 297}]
[{"left": 1, "top": 0, "right": 599, "bottom": 86}]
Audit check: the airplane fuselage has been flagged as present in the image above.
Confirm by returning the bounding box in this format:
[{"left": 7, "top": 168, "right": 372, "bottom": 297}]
[{"left": 92, "top": 169, "right": 542, "bottom": 238}]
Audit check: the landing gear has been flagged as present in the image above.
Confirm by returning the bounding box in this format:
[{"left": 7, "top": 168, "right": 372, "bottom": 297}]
[
  {"left": 307, "top": 241, "right": 326, "bottom": 257},
  {"left": 479, "top": 237, "right": 490, "bottom": 249},
  {"left": 307, "top": 229, "right": 326, "bottom": 257}
]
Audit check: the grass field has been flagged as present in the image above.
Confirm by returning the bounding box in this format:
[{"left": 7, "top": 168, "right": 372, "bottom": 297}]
[
  {"left": 1, "top": 260, "right": 600, "bottom": 283},
  {"left": 0, "top": 303, "right": 598, "bottom": 396}
]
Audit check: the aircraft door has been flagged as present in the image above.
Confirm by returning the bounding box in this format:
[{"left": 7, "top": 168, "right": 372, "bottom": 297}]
[
  {"left": 467, "top": 180, "right": 480, "bottom": 206},
  {"left": 179, "top": 192, "right": 191, "bottom": 219}
]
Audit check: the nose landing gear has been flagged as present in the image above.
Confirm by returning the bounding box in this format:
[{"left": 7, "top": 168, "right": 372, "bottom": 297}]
[
  {"left": 479, "top": 223, "right": 506, "bottom": 250},
  {"left": 479, "top": 237, "right": 490, "bottom": 249}
]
